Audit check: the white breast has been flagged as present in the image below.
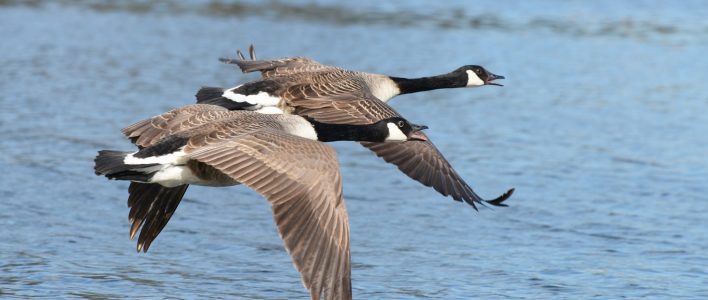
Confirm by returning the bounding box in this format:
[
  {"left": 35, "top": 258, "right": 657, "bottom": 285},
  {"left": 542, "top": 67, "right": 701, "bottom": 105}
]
[
  {"left": 280, "top": 115, "right": 318, "bottom": 140},
  {"left": 365, "top": 75, "right": 401, "bottom": 102}
]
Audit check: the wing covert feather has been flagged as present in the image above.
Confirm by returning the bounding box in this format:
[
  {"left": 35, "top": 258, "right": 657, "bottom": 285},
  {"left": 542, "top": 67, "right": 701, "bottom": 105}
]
[{"left": 189, "top": 130, "right": 352, "bottom": 300}]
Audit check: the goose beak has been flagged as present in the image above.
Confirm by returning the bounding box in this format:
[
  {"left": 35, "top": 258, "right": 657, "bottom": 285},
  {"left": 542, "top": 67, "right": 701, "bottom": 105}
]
[
  {"left": 408, "top": 124, "right": 428, "bottom": 141},
  {"left": 486, "top": 72, "right": 505, "bottom": 86},
  {"left": 411, "top": 124, "right": 428, "bottom": 131}
]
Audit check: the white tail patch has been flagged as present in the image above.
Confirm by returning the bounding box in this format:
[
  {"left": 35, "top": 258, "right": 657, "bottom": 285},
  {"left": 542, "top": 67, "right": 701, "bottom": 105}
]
[
  {"left": 123, "top": 149, "right": 188, "bottom": 166},
  {"left": 465, "top": 70, "right": 485, "bottom": 87},
  {"left": 122, "top": 148, "right": 201, "bottom": 187},
  {"left": 223, "top": 88, "right": 281, "bottom": 107}
]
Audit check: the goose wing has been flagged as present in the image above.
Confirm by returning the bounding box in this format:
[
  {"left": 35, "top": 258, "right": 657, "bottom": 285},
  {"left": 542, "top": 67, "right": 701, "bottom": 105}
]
[
  {"left": 126, "top": 182, "right": 189, "bottom": 252},
  {"left": 361, "top": 134, "right": 514, "bottom": 209},
  {"left": 123, "top": 113, "right": 295, "bottom": 254},
  {"left": 220, "top": 55, "right": 339, "bottom": 79},
  {"left": 121, "top": 104, "right": 231, "bottom": 148},
  {"left": 286, "top": 88, "right": 402, "bottom": 125},
  {"left": 189, "top": 129, "right": 352, "bottom": 300}
]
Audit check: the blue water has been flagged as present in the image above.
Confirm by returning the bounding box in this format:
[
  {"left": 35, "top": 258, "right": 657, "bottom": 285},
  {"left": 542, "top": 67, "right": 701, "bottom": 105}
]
[{"left": 1, "top": 1, "right": 707, "bottom": 298}]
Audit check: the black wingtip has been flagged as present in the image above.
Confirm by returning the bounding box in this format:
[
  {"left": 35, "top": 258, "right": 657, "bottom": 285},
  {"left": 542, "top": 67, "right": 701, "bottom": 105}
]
[{"left": 485, "top": 188, "right": 515, "bottom": 207}]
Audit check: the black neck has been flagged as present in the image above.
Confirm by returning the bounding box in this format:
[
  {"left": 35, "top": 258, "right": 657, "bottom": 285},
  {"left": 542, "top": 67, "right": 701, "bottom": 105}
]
[
  {"left": 310, "top": 120, "right": 387, "bottom": 142},
  {"left": 390, "top": 72, "right": 466, "bottom": 95}
]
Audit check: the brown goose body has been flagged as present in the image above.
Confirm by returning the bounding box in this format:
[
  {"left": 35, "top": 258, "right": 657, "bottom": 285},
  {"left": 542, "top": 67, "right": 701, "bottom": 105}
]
[
  {"left": 196, "top": 46, "right": 513, "bottom": 209},
  {"left": 95, "top": 104, "right": 426, "bottom": 300}
]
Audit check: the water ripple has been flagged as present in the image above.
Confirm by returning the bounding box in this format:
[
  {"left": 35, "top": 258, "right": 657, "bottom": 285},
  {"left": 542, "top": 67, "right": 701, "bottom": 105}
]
[
  {"left": 2, "top": 1, "right": 707, "bottom": 299},
  {"left": 1, "top": 0, "right": 705, "bottom": 44}
]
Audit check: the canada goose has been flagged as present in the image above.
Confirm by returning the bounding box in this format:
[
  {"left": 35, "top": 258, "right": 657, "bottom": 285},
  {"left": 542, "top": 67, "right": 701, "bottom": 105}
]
[
  {"left": 94, "top": 104, "right": 427, "bottom": 300},
  {"left": 196, "top": 55, "right": 503, "bottom": 112},
  {"left": 195, "top": 46, "right": 514, "bottom": 208},
  {"left": 204, "top": 45, "right": 504, "bottom": 107}
]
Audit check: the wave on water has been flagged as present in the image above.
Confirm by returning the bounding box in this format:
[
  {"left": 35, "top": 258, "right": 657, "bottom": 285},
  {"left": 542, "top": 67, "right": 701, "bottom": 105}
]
[{"left": 3, "top": 0, "right": 706, "bottom": 44}]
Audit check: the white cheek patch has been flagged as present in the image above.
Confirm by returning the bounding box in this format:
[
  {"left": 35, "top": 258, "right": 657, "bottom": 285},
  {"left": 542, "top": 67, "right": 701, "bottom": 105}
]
[
  {"left": 465, "top": 70, "right": 485, "bottom": 87},
  {"left": 385, "top": 122, "right": 408, "bottom": 142},
  {"left": 223, "top": 88, "right": 282, "bottom": 107}
]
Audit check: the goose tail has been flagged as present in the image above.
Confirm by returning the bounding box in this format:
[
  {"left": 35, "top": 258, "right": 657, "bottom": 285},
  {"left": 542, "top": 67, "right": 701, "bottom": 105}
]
[
  {"left": 195, "top": 86, "right": 226, "bottom": 103},
  {"left": 94, "top": 150, "right": 158, "bottom": 182},
  {"left": 195, "top": 86, "right": 255, "bottom": 110}
]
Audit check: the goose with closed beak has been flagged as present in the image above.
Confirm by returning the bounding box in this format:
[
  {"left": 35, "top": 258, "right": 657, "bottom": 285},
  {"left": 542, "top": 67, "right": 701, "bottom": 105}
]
[
  {"left": 196, "top": 46, "right": 514, "bottom": 209},
  {"left": 94, "top": 104, "right": 427, "bottom": 300}
]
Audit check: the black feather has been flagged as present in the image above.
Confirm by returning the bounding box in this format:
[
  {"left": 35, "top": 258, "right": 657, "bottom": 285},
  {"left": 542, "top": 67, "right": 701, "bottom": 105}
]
[
  {"left": 94, "top": 150, "right": 157, "bottom": 181},
  {"left": 484, "top": 188, "right": 515, "bottom": 207},
  {"left": 128, "top": 183, "right": 189, "bottom": 253},
  {"left": 195, "top": 86, "right": 225, "bottom": 103},
  {"left": 133, "top": 136, "right": 189, "bottom": 158}
]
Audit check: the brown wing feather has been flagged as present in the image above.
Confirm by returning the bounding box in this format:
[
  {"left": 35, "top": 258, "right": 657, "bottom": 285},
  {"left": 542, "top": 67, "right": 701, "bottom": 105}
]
[
  {"left": 361, "top": 133, "right": 514, "bottom": 209},
  {"left": 287, "top": 91, "right": 402, "bottom": 125},
  {"left": 126, "top": 182, "right": 189, "bottom": 252},
  {"left": 121, "top": 104, "right": 230, "bottom": 148},
  {"left": 220, "top": 56, "right": 340, "bottom": 78},
  {"left": 189, "top": 130, "right": 351, "bottom": 300}
]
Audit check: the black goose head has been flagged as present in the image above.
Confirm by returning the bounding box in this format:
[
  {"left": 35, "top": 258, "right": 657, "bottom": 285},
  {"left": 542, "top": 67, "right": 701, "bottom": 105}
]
[
  {"left": 378, "top": 117, "right": 428, "bottom": 142},
  {"left": 389, "top": 65, "right": 504, "bottom": 95},
  {"left": 308, "top": 117, "right": 428, "bottom": 142},
  {"left": 452, "top": 65, "right": 505, "bottom": 87}
]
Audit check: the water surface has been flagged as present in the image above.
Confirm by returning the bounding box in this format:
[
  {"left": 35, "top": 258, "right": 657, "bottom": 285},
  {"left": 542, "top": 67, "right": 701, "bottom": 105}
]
[{"left": 1, "top": 1, "right": 707, "bottom": 299}]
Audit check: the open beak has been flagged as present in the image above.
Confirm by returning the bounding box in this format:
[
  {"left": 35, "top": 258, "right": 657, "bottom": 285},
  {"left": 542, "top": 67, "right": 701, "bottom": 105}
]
[
  {"left": 407, "top": 124, "right": 429, "bottom": 141},
  {"left": 485, "top": 72, "right": 505, "bottom": 86}
]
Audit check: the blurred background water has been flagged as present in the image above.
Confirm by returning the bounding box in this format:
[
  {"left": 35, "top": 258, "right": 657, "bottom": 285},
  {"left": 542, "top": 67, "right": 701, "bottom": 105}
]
[{"left": 1, "top": 0, "right": 707, "bottom": 299}]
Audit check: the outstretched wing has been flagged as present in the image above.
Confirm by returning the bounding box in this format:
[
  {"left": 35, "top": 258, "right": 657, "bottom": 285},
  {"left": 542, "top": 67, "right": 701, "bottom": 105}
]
[
  {"left": 126, "top": 182, "right": 189, "bottom": 252},
  {"left": 189, "top": 130, "right": 352, "bottom": 300},
  {"left": 287, "top": 90, "right": 402, "bottom": 126},
  {"left": 361, "top": 134, "right": 514, "bottom": 209},
  {"left": 121, "top": 104, "right": 230, "bottom": 148}
]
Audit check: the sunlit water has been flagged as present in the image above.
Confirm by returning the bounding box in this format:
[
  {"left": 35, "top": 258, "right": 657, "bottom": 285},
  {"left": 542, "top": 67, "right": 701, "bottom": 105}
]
[{"left": 1, "top": 1, "right": 707, "bottom": 299}]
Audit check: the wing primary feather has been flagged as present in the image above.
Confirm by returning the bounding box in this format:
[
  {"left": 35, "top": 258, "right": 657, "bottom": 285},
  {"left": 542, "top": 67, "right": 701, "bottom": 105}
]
[
  {"left": 360, "top": 140, "right": 513, "bottom": 209},
  {"left": 188, "top": 130, "right": 350, "bottom": 299}
]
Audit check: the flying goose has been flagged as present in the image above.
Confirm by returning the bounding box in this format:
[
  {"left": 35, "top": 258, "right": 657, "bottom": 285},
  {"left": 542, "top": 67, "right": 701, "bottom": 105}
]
[
  {"left": 195, "top": 46, "right": 513, "bottom": 209},
  {"left": 204, "top": 45, "right": 504, "bottom": 106},
  {"left": 94, "top": 104, "right": 427, "bottom": 300},
  {"left": 196, "top": 55, "right": 503, "bottom": 112}
]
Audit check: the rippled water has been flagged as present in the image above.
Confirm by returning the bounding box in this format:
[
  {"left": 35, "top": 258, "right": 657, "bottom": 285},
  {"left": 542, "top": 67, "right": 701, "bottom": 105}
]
[{"left": 2, "top": 1, "right": 707, "bottom": 299}]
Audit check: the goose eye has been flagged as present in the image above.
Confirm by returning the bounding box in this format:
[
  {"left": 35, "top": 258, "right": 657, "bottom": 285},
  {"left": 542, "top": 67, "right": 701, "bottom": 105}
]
[{"left": 397, "top": 121, "right": 404, "bottom": 127}]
